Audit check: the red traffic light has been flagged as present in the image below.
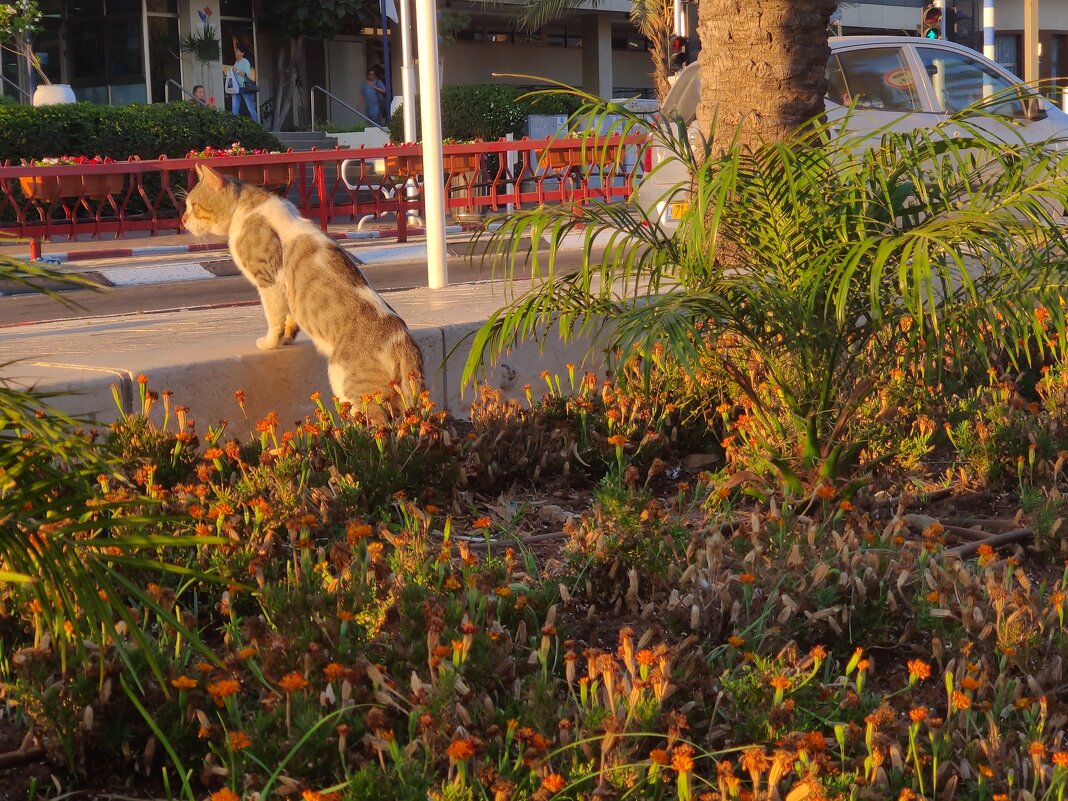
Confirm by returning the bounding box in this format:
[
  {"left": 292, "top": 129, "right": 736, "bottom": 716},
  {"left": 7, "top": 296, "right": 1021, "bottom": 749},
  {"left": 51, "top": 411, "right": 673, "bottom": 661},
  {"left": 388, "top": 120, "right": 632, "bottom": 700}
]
[
  {"left": 923, "top": 7, "right": 942, "bottom": 25},
  {"left": 671, "top": 36, "right": 686, "bottom": 50}
]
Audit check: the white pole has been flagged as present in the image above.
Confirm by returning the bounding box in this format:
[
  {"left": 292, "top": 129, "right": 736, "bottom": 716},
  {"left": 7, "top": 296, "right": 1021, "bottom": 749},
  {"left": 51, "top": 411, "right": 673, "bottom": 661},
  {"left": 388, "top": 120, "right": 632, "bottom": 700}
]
[
  {"left": 672, "top": 0, "right": 684, "bottom": 36},
  {"left": 983, "top": 0, "right": 995, "bottom": 61},
  {"left": 397, "top": 0, "right": 417, "bottom": 142},
  {"left": 414, "top": 0, "right": 448, "bottom": 288}
]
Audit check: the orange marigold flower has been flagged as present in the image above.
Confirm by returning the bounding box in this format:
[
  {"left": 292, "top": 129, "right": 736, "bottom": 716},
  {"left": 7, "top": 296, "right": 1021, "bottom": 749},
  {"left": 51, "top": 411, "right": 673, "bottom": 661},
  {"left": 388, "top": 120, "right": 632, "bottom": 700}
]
[
  {"left": 446, "top": 737, "right": 477, "bottom": 761},
  {"left": 323, "top": 662, "right": 346, "bottom": 681},
  {"left": 227, "top": 731, "right": 252, "bottom": 750},
  {"left": 541, "top": 774, "right": 567, "bottom": 794},
  {"left": 672, "top": 744, "right": 696, "bottom": 773},
  {"left": 838, "top": 500, "right": 854, "bottom": 512},
  {"left": 738, "top": 573, "right": 756, "bottom": 584},
  {"left": 278, "top": 672, "right": 309, "bottom": 693},
  {"left": 926, "top": 590, "right": 940, "bottom": 603},
  {"left": 346, "top": 522, "right": 373, "bottom": 543},
  {"left": 170, "top": 675, "right": 197, "bottom": 690},
  {"left": 196, "top": 661, "right": 216, "bottom": 673},
  {"left": 1030, "top": 741, "right": 1047, "bottom": 758},
  {"left": 908, "top": 659, "right": 932, "bottom": 681},
  {"left": 636, "top": 649, "right": 657, "bottom": 665},
  {"left": 650, "top": 748, "right": 670, "bottom": 765},
  {"left": 237, "top": 646, "right": 257, "bottom": 660},
  {"left": 1052, "top": 751, "right": 1068, "bottom": 768},
  {"left": 909, "top": 707, "right": 928, "bottom": 723},
  {"left": 211, "top": 789, "right": 240, "bottom": 801},
  {"left": 769, "top": 675, "right": 791, "bottom": 690},
  {"left": 471, "top": 516, "right": 493, "bottom": 530},
  {"left": 607, "top": 434, "right": 628, "bottom": 447},
  {"left": 816, "top": 484, "right": 836, "bottom": 500},
  {"left": 810, "top": 644, "right": 827, "bottom": 662},
  {"left": 727, "top": 636, "right": 746, "bottom": 648},
  {"left": 978, "top": 764, "right": 994, "bottom": 778},
  {"left": 207, "top": 679, "right": 241, "bottom": 706},
  {"left": 952, "top": 691, "right": 972, "bottom": 711}
]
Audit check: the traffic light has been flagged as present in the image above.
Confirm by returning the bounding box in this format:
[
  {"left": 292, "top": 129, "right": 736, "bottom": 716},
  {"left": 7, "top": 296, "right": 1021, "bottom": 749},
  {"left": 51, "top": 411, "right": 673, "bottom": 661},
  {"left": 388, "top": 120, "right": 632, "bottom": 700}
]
[
  {"left": 669, "top": 35, "right": 689, "bottom": 72},
  {"left": 921, "top": 3, "right": 943, "bottom": 39}
]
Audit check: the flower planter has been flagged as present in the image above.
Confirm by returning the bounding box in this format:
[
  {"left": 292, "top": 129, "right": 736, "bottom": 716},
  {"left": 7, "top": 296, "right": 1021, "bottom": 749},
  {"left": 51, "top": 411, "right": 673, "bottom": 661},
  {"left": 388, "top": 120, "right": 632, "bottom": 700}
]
[
  {"left": 19, "top": 172, "right": 124, "bottom": 202},
  {"left": 539, "top": 143, "right": 622, "bottom": 171},
  {"left": 444, "top": 154, "right": 479, "bottom": 173},
  {"left": 385, "top": 154, "right": 423, "bottom": 175},
  {"left": 211, "top": 163, "right": 292, "bottom": 189},
  {"left": 32, "top": 83, "right": 76, "bottom": 106},
  {"left": 385, "top": 153, "right": 479, "bottom": 176}
]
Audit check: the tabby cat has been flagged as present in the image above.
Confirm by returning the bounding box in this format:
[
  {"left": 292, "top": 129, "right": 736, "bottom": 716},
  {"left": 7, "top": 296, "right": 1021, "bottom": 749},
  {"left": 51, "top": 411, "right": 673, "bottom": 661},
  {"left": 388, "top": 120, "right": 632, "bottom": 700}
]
[{"left": 182, "top": 164, "right": 424, "bottom": 421}]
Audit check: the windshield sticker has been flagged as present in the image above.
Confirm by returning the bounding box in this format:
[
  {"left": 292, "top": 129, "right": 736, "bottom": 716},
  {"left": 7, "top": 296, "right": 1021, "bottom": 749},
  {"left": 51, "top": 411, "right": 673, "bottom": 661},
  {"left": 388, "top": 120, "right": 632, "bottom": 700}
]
[{"left": 884, "top": 68, "right": 914, "bottom": 90}]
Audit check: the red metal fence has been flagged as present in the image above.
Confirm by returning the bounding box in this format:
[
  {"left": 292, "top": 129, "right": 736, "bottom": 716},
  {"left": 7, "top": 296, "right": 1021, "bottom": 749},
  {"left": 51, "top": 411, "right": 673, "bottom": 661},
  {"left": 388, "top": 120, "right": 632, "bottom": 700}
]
[{"left": 0, "top": 135, "right": 646, "bottom": 248}]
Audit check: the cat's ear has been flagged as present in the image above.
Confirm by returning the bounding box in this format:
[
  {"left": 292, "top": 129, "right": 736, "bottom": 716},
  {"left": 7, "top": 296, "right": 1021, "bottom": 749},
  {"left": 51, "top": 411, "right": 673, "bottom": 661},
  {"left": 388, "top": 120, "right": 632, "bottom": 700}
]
[{"left": 196, "top": 164, "right": 226, "bottom": 190}]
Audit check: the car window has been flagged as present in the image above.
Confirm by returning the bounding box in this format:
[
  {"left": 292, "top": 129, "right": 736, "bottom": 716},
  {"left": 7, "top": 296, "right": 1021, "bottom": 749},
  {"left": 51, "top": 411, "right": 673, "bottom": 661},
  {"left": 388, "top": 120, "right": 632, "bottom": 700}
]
[
  {"left": 827, "top": 47, "right": 920, "bottom": 111},
  {"left": 917, "top": 47, "right": 1025, "bottom": 116},
  {"left": 660, "top": 64, "right": 701, "bottom": 124}
]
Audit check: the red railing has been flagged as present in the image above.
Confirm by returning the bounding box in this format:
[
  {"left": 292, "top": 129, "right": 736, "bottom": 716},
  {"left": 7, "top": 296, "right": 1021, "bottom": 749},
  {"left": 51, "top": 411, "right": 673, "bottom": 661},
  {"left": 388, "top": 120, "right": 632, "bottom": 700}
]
[{"left": 0, "top": 135, "right": 646, "bottom": 248}]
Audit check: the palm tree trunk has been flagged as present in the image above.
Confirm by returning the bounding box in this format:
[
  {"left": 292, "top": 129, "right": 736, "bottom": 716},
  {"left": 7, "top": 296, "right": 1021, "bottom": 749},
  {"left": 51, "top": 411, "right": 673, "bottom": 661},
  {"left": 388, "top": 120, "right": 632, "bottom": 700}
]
[{"left": 695, "top": 0, "right": 838, "bottom": 152}]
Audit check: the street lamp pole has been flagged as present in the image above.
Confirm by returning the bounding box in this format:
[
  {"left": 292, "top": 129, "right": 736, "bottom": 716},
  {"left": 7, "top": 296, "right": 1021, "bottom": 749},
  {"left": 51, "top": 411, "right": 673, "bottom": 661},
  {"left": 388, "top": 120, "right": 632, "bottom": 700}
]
[
  {"left": 397, "top": 0, "right": 417, "bottom": 142},
  {"left": 414, "top": 0, "right": 448, "bottom": 288}
]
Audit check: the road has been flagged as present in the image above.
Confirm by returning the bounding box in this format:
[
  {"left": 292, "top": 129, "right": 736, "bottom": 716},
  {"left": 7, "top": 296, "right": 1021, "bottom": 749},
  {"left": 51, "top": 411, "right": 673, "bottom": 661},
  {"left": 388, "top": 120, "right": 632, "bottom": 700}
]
[{"left": 0, "top": 246, "right": 595, "bottom": 327}]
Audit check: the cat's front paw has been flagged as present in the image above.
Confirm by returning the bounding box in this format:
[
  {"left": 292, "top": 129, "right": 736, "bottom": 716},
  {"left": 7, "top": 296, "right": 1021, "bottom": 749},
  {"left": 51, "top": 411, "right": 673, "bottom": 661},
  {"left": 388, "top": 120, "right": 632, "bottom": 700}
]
[{"left": 256, "top": 335, "right": 280, "bottom": 350}]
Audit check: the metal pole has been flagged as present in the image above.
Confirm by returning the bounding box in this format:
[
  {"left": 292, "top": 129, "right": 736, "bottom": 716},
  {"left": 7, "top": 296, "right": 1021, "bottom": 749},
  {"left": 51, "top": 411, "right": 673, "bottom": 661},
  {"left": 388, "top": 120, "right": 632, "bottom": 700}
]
[
  {"left": 672, "top": 0, "right": 685, "bottom": 36},
  {"left": 983, "top": 0, "right": 995, "bottom": 60},
  {"left": 380, "top": 1, "right": 393, "bottom": 107},
  {"left": 1023, "top": 0, "right": 1038, "bottom": 84},
  {"left": 414, "top": 0, "right": 448, "bottom": 288},
  {"left": 398, "top": 0, "right": 417, "bottom": 142}
]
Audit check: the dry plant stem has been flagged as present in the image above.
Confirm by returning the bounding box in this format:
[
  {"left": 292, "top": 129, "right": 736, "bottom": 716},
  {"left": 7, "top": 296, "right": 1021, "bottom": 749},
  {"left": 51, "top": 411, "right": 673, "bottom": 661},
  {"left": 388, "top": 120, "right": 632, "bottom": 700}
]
[
  {"left": 945, "top": 517, "right": 1021, "bottom": 532},
  {"left": 464, "top": 531, "right": 568, "bottom": 550},
  {"left": 945, "top": 529, "right": 1033, "bottom": 559},
  {"left": 0, "top": 729, "right": 44, "bottom": 769},
  {"left": 876, "top": 486, "right": 957, "bottom": 508}
]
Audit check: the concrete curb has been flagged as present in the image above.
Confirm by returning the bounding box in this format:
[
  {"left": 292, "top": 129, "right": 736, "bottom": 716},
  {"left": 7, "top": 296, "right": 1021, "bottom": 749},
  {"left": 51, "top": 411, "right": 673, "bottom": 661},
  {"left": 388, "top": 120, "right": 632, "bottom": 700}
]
[
  {"left": 0, "top": 283, "right": 607, "bottom": 426},
  {"left": 28, "top": 224, "right": 466, "bottom": 264}
]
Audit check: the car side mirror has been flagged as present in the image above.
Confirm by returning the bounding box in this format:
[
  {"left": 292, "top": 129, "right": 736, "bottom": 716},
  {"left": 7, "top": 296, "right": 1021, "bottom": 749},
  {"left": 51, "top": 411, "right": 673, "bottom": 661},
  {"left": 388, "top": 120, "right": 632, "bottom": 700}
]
[{"left": 1021, "top": 95, "right": 1048, "bottom": 121}]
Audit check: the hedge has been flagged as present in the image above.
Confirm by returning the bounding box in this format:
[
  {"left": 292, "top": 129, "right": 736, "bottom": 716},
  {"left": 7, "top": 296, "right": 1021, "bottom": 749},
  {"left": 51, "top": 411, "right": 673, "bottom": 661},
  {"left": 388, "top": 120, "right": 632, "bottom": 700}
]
[
  {"left": 389, "top": 84, "right": 583, "bottom": 143},
  {"left": 0, "top": 102, "right": 280, "bottom": 164}
]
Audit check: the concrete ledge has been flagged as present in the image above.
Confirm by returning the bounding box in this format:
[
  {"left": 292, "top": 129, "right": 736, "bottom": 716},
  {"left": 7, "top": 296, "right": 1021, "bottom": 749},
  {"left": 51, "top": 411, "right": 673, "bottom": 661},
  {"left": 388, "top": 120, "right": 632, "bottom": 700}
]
[{"left": 0, "top": 281, "right": 606, "bottom": 428}]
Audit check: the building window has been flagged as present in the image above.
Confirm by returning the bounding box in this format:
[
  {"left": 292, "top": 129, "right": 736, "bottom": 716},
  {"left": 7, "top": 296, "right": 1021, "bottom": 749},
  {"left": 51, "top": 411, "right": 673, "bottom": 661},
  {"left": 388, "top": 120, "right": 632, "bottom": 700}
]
[{"left": 995, "top": 33, "right": 1019, "bottom": 75}]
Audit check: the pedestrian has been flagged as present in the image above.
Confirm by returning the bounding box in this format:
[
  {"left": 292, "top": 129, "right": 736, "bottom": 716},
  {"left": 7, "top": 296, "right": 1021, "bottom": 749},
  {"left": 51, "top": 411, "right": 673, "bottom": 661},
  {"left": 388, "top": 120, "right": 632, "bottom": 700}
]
[
  {"left": 190, "top": 84, "right": 207, "bottom": 105},
  {"left": 361, "top": 68, "right": 387, "bottom": 125},
  {"left": 228, "top": 36, "right": 259, "bottom": 123}
]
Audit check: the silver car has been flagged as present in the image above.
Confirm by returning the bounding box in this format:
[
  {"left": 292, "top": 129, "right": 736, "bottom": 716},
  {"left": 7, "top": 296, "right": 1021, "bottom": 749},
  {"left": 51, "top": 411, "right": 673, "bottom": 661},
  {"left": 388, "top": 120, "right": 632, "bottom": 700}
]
[{"left": 638, "top": 35, "right": 1068, "bottom": 228}]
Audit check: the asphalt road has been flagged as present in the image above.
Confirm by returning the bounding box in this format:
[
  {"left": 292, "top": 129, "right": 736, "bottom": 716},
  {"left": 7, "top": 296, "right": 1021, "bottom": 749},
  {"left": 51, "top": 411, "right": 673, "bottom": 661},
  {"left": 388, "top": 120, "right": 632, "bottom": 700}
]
[{"left": 0, "top": 246, "right": 595, "bottom": 327}]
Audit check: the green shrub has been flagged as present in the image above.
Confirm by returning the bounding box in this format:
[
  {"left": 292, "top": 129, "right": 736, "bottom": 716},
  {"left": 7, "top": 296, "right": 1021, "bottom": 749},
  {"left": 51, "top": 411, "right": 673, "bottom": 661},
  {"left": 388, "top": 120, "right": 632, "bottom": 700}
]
[
  {"left": 388, "top": 83, "right": 582, "bottom": 143},
  {"left": 0, "top": 101, "right": 280, "bottom": 163}
]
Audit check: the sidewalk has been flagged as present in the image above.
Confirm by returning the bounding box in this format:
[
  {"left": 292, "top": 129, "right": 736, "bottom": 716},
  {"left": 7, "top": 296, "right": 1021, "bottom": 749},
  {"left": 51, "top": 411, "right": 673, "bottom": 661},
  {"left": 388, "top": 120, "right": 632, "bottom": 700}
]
[{"left": 0, "top": 231, "right": 602, "bottom": 427}]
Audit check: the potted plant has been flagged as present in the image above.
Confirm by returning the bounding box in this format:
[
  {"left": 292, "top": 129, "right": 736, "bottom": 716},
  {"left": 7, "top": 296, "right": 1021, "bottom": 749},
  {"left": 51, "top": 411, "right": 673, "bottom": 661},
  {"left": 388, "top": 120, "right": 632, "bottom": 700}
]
[
  {"left": 181, "top": 23, "right": 220, "bottom": 63},
  {"left": 19, "top": 155, "right": 124, "bottom": 202},
  {"left": 187, "top": 143, "right": 290, "bottom": 189},
  {"left": 0, "top": 0, "right": 75, "bottom": 105}
]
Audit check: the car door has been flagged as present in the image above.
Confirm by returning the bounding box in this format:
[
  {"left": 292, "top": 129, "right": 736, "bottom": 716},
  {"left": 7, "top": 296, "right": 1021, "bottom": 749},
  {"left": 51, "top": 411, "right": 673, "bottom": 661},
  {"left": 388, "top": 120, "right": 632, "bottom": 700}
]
[{"left": 912, "top": 43, "right": 1066, "bottom": 144}]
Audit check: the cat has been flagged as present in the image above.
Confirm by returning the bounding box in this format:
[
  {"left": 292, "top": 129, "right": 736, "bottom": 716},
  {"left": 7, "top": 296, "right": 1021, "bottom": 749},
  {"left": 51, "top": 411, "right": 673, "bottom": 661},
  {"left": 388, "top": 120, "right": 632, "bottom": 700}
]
[{"left": 181, "top": 163, "right": 424, "bottom": 422}]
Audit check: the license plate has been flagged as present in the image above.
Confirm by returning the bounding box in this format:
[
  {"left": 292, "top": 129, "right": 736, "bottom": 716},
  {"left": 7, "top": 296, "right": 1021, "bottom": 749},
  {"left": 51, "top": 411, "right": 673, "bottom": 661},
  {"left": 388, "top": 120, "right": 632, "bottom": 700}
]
[{"left": 671, "top": 201, "right": 689, "bottom": 219}]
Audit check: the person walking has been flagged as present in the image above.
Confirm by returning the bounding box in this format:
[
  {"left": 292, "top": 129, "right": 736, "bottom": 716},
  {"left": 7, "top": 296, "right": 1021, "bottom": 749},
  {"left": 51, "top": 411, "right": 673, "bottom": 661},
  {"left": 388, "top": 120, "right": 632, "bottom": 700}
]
[
  {"left": 228, "top": 37, "right": 259, "bottom": 123},
  {"left": 361, "top": 68, "right": 387, "bottom": 125}
]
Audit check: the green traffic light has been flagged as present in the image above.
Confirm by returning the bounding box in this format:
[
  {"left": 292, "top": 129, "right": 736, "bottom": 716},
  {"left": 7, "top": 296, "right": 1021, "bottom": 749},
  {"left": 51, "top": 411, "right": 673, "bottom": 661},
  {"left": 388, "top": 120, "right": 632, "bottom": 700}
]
[{"left": 925, "top": 28, "right": 939, "bottom": 38}]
